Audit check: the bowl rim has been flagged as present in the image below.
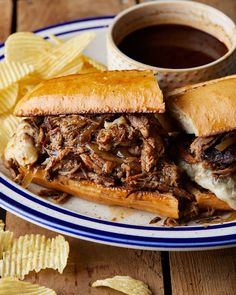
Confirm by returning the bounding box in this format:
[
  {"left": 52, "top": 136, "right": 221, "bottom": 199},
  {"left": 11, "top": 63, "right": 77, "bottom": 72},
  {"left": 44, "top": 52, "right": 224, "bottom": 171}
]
[{"left": 107, "top": 0, "right": 236, "bottom": 73}]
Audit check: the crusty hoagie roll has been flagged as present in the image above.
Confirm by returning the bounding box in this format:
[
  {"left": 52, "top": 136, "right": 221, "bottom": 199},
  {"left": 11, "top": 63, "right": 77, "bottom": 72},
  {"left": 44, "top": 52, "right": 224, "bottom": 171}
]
[
  {"left": 167, "top": 75, "right": 236, "bottom": 211},
  {"left": 5, "top": 70, "right": 197, "bottom": 220},
  {"left": 188, "top": 185, "right": 232, "bottom": 211},
  {"left": 22, "top": 168, "right": 180, "bottom": 219},
  {"left": 14, "top": 70, "right": 164, "bottom": 116},
  {"left": 167, "top": 75, "right": 236, "bottom": 137}
]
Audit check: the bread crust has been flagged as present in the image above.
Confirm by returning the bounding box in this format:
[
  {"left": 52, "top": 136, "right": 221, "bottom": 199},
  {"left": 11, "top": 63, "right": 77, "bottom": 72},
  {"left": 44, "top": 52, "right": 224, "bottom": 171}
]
[
  {"left": 189, "top": 186, "right": 232, "bottom": 211},
  {"left": 167, "top": 75, "right": 236, "bottom": 136},
  {"left": 28, "top": 169, "right": 179, "bottom": 218},
  {"left": 14, "top": 70, "right": 164, "bottom": 116}
]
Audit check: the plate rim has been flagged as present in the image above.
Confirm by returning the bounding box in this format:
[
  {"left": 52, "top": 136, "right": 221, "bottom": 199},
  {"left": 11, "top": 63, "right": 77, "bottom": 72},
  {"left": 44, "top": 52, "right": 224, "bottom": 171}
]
[
  {"left": 2, "top": 174, "right": 236, "bottom": 232},
  {"left": 2, "top": 179, "right": 236, "bottom": 250}
]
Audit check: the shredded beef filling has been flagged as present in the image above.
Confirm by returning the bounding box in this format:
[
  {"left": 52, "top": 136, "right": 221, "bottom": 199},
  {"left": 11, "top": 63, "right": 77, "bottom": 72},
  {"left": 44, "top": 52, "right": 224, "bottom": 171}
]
[
  {"left": 13, "top": 114, "right": 195, "bottom": 203},
  {"left": 179, "top": 131, "right": 236, "bottom": 176},
  {"left": 38, "top": 189, "right": 71, "bottom": 204}
]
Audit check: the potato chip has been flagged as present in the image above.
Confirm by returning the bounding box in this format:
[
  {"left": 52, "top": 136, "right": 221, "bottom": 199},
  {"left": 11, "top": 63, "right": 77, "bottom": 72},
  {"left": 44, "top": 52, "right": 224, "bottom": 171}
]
[
  {"left": 92, "top": 276, "right": 152, "bottom": 295},
  {"left": 79, "top": 56, "right": 106, "bottom": 74},
  {"left": 0, "top": 114, "right": 22, "bottom": 155},
  {"left": 0, "top": 234, "right": 69, "bottom": 279},
  {"left": 79, "top": 61, "right": 100, "bottom": 74},
  {"left": 0, "top": 278, "right": 56, "bottom": 295},
  {"left": 0, "top": 231, "right": 14, "bottom": 259},
  {"left": 0, "top": 220, "right": 4, "bottom": 231},
  {"left": 55, "top": 57, "right": 83, "bottom": 77},
  {"left": 82, "top": 55, "right": 107, "bottom": 71},
  {"left": 18, "top": 75, "right": 42, "bottom": 97},
  {"left": 0, "top": 84, "right": 18, "bottom": 114},
  {"left": 5, "top": 32, "right": 53, "bottom": 67},
  {"left": 36, "top": 31, "right": 95, "bottom": 79},
  {"left": 47, "top": 34, "right": 64, "bottom": 45},
  {"left": 1, "top": 114, "right": 22, "bottom": 136},
  {"left": 0, "top": 60, "right": 34, "bottom": 90}
]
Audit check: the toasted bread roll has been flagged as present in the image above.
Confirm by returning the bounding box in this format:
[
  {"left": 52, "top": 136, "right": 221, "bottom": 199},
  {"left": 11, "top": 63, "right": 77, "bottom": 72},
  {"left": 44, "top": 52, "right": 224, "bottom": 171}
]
[
  {"left": 14, "top": 70, "right": 164, "bottom": 116},
  {"left": 167, "top": 75, "right": 236, "bottom": 136},
  {"left": 28, "top": 169, "right": 180, "bottom": 218},
  {"left": 179, "top": 160, "right": 236, "bottom": 210},
  {"left": 189, "top": 186, "right": 232, "bottom": 211}
]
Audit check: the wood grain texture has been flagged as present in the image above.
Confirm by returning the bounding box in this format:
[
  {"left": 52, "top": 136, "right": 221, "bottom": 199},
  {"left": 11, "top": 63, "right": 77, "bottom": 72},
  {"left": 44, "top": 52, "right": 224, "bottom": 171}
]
[
  {"left": 170, "top": 249, "right": 236, "bottom": 295},
  {"left": 6, "top": 213, "right": 164, "bottom": 295},
  {"left": 0, "top": 208, "right": 6, "bottom": 224},
  {"left": 138, "top": 0, "right": 236, "bottom": 22},
  {"left": 191, "top": 0, "right": 236, "bottom": 22},
  {"left": 17, "top": 0, "right": 136, "bottom": 31},
  {"left": 0, "top": 0, "right": 12, "bottom": 42}
]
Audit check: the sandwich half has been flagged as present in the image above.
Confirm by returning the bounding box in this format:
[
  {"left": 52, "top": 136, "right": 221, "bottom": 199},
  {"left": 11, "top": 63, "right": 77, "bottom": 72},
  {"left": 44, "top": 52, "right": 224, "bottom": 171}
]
[
  {"left": 4, "top": 70, "right": 197, "bottom": 220},
  {"left": 167, "top": 75, "right": 236, "bottom": 211}
]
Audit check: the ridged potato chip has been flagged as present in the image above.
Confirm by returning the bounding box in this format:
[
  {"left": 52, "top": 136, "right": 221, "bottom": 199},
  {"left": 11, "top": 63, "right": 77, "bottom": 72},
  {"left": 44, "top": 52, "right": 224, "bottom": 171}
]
[
  {"left": 0, "top": 231, "right": 14, "bottom": 259},
  {"left": 0, "top": 114, "right": 22, "bottom": 155},
  {"left": 55, "top": 57, "right": 83, "bottom": 77},
  {"left": 36, "top": 31, "right": 95, "bottom": 78},
  {"left": 0, "top": 60, "right": 34, "bottom": 90},
  {"left": 18, "top": 74, "right": 42, "bottom": 97},
  {"left": 0, "top": 220, "right": 4, "bottom": 231},
  {"left": 5, "top": 32, "right": 53, "bottom": 67},
  {"left": 79, "top": 55, "right": 106, "bottom": 74},
  {"left": 48, "top": 34, "right": 64, "bottom": 45},
  {"left": 79, "top": 62, "right": 100, "bottom": 74},
  {"left": 92, "top": 276, "right": 152, "bottom": 295},
  {"left": 82, "top": 55, "right": 107, "bottom": 71},
  {"left": 0, "top": 278, "right": 56, "bottom": 295},
  {"left": 0, "top": 83, "right": 19, "bottom": 114},
  {"left": 0, "top": 234, "right": 69, "bottom": 279}
]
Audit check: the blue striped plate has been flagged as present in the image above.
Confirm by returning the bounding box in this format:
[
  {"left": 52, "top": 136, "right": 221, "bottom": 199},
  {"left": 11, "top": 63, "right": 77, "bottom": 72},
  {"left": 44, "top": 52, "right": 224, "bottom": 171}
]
[{"left": 1, "top": 16, "right": 236, "bottom": 250}]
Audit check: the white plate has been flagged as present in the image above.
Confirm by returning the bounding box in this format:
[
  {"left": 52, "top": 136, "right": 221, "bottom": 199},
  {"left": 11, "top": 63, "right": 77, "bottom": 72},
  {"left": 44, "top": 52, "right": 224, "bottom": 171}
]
[{"left": 1, "top": 16, "right": 236, "bottom": 250}]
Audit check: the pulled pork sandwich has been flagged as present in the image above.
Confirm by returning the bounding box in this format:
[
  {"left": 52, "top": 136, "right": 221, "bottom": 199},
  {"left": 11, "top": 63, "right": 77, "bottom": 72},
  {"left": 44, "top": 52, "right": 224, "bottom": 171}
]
[
  {"left": 167, "top": 75, "right": 236, "bottom": 212},
  {"left": 4, "top": 70, "right": 198, "bottom": 220}
]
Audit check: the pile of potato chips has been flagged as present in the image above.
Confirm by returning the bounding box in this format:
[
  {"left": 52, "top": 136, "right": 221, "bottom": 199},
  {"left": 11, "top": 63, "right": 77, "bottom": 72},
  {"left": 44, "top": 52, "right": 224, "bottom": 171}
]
[
  {"left": 0, "top": 218, "right": 152, "bottom": 295},
  {"left": 0, "top": 220, "right": 69, "bottom": 294},
  {"left": 0, "top": 31, "right": 106, "bottom": 155}
]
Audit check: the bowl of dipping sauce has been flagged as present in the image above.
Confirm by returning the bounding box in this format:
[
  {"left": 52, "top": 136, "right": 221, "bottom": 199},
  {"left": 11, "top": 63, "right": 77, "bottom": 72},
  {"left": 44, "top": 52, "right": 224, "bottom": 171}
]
[{"left": 107, "top": 0, "right": 236, "bottom": 91}]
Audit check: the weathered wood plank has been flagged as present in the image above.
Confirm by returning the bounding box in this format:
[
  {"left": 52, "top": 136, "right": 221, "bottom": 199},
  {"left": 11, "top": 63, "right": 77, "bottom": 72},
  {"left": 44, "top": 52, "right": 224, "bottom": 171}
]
[
  {"left": 170, "top": 249, "right": 236, "bottom": 295},
  {"left": 17, "top": 0, "right": 136, "bottom": 31},
  {"left": 6, "top": 213, "right": 164, "bottom": 295},
  {"left": 0, "top": 0, "right": 12, "bottom": 42},
  {"left": 138, "top": 0, "right": 236, "bottom": 22},
  {"left": 190, "top": 0, "right": 236, "bottom": 22},
  {"left": 0, "top": 208, "right": 6, "bottom": 223}
]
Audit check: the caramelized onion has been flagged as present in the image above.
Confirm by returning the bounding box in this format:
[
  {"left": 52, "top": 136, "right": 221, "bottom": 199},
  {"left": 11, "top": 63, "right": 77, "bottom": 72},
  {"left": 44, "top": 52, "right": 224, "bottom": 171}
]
[
  {"left": 116, "top": 148, "right": 138, "bottom": 163},
  {"left": 79, "top": 124, "right": 99, "bottom": 144},
  {"left": 86, "top": 143, "right": 124, "bottom": 163},
  {"left": 215, "top": 134, "right": 236, "bottom": 152},
  {"left": 21, "top": 170, "right": 34, "bottom": 188},
  {"left": 86, "top": 143, "right": 139, "bottom": 165}
]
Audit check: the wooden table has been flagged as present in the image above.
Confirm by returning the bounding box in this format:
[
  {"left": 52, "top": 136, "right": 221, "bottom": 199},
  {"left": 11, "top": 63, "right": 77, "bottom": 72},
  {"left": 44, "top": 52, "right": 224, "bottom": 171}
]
[{"left": 0, "top": 1, "right": 236, "bottom": 294}]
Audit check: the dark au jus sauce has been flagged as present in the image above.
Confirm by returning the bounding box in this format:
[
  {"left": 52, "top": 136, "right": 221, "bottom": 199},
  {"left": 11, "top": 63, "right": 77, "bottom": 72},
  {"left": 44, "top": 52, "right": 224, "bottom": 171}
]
[{"left": 118, "top": 24, "right": 228, "bottom": 69}]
